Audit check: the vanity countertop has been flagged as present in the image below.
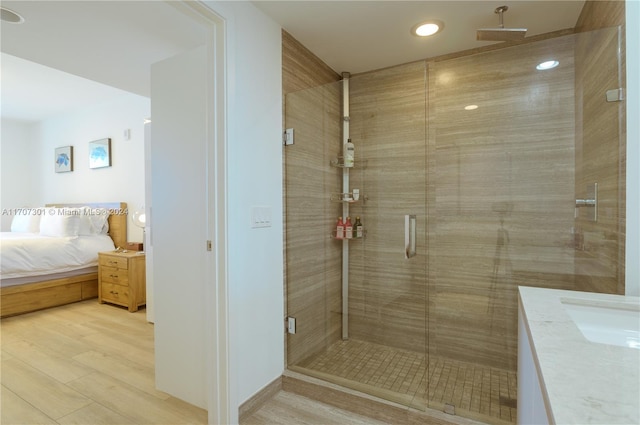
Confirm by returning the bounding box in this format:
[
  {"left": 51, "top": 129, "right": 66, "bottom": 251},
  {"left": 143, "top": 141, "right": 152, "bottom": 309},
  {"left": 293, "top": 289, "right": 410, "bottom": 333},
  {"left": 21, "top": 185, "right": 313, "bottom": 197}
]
[{"left": 518, "top": 286, "right": 640, "bottom": 425}]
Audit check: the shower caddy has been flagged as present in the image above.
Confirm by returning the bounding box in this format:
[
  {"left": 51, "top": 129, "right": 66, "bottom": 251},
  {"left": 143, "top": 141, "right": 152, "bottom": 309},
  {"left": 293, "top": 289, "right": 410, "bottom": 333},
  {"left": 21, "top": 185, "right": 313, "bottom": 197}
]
[{"left": 330, "top": 72, "right": 369, "bottom": 340}]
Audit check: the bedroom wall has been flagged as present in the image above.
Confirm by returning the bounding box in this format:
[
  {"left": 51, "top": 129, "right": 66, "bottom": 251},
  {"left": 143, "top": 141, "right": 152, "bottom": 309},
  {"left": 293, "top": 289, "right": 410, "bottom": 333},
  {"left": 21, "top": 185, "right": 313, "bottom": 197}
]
[
  {"left": 30, "top": 93, "right": 150, "bottom": 243},
  {"left": 0, "top": 119, "right": 38, "bottom": 231}
]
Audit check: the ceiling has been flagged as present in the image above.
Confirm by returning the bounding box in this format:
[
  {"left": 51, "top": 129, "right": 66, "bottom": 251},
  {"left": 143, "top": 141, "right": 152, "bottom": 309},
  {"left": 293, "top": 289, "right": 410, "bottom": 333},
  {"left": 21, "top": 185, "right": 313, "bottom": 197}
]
[
  {"left": 254, "top": 1, "right": 585, "bottom": 74},
  {"left": 1, "top": 1, "right": 585, "bottom": 122},
  {"left": 1, "top": 1, "right": 208, "bottom": 122}
]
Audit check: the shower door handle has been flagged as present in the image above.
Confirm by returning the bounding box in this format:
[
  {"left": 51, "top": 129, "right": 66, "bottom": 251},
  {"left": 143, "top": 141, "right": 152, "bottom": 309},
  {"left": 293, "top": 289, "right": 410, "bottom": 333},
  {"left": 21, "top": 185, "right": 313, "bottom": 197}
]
[{"left": 405, "top": 215, "right": 416, "bottom": 259}]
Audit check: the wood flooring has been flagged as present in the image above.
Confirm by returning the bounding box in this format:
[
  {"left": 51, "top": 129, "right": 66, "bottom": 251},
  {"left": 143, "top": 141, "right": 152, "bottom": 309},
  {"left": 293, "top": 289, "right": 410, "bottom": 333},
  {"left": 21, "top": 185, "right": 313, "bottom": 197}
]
[
  {"left": 242, "top": 391, "right": 389, "bottom": 425},
  {"left": 0, "top": 300, "right": 408, "bottom": 425},
  {"left": 1, "top": 300, "right": 502, "bottom": 425},
  {"left": 1, "top": 300, "right": 207, "bottom": 425}
]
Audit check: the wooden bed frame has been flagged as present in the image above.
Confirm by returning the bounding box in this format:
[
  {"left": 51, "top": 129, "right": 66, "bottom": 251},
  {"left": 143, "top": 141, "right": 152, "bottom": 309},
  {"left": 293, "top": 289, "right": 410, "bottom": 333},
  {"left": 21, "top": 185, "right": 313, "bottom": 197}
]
[{"left": 0, "top": 202, "right": 128, "bottom": 318}]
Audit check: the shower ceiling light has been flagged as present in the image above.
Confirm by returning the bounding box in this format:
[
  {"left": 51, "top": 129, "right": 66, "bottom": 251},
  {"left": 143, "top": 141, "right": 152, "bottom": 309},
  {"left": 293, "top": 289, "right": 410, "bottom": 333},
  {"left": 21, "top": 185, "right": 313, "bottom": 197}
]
[
  {"left": 464, "top": 105, "right": 479, "bottom": 111},
  {"left": 411, "top": 20, "right": 444, "bottom": 37},
  {"left": 536, "top": 60, "right": 559, "bottom": 70}
]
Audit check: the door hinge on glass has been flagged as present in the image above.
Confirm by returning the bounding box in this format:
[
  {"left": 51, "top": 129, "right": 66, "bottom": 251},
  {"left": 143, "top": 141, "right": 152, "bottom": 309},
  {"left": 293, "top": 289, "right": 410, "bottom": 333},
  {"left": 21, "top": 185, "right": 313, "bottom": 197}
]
[
  {"left": 207, "top": 240, "right": 212, "bottom": 251},
  {"left": 606, "top": 88, "right": 624, "bottom": 102},
  {"left": 286, "top": 317, "right": 296, "bottom": 334},
  {"left": 283, "top": 128, "right": 294, "bottom": 146}
]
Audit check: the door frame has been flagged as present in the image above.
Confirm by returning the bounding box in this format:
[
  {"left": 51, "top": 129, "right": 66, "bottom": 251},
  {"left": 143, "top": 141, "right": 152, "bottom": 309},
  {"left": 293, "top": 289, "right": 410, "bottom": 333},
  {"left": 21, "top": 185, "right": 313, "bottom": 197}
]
[{"left": 171, "top": 1, "right": 229, "bottom": 422}]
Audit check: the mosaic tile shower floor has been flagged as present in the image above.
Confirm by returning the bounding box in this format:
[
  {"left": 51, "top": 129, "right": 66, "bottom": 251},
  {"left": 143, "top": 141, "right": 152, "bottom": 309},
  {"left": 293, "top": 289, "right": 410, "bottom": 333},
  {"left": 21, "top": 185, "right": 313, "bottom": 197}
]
[{"left": 295, "top": 339, "right": 517, "bottom": 424}]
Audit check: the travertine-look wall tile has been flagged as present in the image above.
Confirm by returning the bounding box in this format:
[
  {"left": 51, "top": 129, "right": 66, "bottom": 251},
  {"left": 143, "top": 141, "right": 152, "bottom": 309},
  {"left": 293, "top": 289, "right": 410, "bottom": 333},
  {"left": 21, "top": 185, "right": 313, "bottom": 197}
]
[
  {"left": 285, "top": 82, "right": 343, "bottom": 365},
  {"left": 282, "top": 30, "right": 342, "bottom": 367}
]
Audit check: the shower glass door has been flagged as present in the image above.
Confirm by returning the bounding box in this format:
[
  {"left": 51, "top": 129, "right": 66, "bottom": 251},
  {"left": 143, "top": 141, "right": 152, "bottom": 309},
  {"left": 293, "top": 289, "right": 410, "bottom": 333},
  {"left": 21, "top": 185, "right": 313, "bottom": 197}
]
[
  {"left": 348, "top": 61, "right": 429, "bottom": 408},
  {"left": 427, "top": 26, "right": 624, "bottom": 423}
]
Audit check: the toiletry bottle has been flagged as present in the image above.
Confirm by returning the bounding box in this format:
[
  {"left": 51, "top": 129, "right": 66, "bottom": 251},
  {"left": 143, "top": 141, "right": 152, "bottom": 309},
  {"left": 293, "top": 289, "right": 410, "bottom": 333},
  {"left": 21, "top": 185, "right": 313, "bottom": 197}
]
[
  {"left": 345, "top": 216, "right": 353, "bottom": 239},
  {"left": 344, "top": 139, "right": 355, "bottom": 168},
  {"left": 336, "top": 217, "right": 344, "bottom": 239},
  {"left": 354, "top": 216, "right": 363, "bottom": 238}
]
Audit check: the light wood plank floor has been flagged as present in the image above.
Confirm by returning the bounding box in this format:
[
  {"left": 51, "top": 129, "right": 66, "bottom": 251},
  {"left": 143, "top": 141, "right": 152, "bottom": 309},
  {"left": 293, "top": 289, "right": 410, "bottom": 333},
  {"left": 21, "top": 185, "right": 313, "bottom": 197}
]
[
  {"left": 1, "top": 300, "right": 398, "bottom": 425},
  {"left": 243, "top": 391, "right": 390, "bottom": 425},
  {"left": 1, "top": 300, "right": 208, "bottom": 425}
]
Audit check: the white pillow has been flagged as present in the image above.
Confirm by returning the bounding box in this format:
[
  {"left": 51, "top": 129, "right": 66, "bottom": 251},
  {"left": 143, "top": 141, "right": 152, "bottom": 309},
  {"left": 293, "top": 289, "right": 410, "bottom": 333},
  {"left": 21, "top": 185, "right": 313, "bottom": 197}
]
[
  {"left": 40, "top": 209, "right": 80, "bottom": 237},
  {"left": 88, "top": 207, "right": 110, "bottom": 234},
  {"left": 10, "top": 211, "right": 42, "bottom": 233},
  {"left": 67, "top": 208, "right": 94, "bottom": 235},
  {"left": 60, "top": 206, "right": 110, "bottom": 235}
]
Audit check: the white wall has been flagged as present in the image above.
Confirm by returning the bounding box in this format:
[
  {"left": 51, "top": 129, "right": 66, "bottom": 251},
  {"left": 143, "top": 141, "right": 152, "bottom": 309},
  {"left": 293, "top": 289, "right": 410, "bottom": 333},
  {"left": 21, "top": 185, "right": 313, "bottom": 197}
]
[
  {"left": 206, "top": 1, "right": 284, "bottom": 421},
  {"left": 27, "top": 94, "right": 149, "bottom": 242},
  {"left": 0, "top": 119, "right": 38, "bottom": 230},
  {"left": 626, "top": 0, "right": 639, "bottom": 296}
]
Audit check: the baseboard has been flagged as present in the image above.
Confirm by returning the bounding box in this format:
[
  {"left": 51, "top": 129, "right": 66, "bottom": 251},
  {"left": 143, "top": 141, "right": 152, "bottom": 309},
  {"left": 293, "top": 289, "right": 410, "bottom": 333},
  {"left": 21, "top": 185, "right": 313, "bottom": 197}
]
[{"left": 238, "top": 376, "right": 282, "bottom": 422}]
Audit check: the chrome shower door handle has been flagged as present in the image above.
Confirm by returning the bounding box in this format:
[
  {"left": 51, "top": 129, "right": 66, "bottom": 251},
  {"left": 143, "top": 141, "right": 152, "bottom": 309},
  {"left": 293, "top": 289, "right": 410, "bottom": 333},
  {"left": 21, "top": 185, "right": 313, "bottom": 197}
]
[{"left": 405, "top": 215, "right": 416, "bottom": 259}]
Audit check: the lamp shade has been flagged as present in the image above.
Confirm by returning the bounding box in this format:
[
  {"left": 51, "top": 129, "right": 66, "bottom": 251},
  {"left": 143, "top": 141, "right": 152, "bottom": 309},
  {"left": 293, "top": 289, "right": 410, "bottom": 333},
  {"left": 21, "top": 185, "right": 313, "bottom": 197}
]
[{"left": 132, "top": 209, "right": 146, "bottom": 229}]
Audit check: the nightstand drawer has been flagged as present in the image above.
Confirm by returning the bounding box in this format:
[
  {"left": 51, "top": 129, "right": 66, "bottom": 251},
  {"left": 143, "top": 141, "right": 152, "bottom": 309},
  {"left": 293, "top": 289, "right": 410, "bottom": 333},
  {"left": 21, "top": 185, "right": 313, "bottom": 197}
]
[
  {"left": 100, "top": 266, "right": 130, "bottom": 286},
  {"left": 100, "top": 256, "right": 129, "bottom": 269},
  {"left": 101, "top": 282, "right": 130, "bottom": 305}
]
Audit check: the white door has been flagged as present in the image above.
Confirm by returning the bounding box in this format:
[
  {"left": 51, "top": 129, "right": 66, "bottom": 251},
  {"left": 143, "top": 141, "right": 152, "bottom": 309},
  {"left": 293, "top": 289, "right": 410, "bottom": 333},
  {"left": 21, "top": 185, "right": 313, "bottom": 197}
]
[{"left": 150, "top": 45, "right": 209, "bottom": 409}]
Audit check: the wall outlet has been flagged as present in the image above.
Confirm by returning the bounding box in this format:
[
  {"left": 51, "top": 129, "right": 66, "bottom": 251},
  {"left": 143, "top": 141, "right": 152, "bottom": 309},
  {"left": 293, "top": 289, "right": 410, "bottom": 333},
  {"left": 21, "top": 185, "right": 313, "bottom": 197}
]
[{"left": 287, "top": 317, "right": 296, "bottom": 334}]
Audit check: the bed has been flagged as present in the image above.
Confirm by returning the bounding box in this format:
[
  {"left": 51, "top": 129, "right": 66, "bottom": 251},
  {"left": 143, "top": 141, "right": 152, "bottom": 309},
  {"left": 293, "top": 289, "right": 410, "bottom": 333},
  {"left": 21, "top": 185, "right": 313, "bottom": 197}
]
[{"left": 0, "top": 202, "right": 127, "bottom": 317}]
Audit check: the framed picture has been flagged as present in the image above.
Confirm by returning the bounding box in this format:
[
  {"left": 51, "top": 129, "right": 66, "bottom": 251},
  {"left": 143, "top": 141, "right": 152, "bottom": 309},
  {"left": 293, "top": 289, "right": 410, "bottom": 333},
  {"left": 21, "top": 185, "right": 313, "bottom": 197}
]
[
  {"left": 89, "top": 138, "right": 112, "bottom": 169},
  {"left": 54, "top": 146, "right": 74, "bottom": 173}
]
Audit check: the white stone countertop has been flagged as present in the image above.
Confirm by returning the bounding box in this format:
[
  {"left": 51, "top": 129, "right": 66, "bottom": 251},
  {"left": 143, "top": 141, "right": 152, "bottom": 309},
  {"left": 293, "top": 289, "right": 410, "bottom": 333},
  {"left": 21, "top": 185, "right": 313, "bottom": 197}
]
[{"left": 518, "top": 286, "right": 640, "bottom": 425}]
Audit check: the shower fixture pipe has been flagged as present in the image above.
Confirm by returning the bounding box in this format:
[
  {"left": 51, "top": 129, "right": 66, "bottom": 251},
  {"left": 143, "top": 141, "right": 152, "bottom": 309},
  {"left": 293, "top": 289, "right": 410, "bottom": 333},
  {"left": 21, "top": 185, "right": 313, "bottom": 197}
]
[
  {"left": 476, "top": 5, "right": 527, "bottom": 42},
  {"left": 496, "top": 5, "right": 507, "bottom": 28},
  {"left": 342, "top": 72, "right": 350, "bottom": 340}
]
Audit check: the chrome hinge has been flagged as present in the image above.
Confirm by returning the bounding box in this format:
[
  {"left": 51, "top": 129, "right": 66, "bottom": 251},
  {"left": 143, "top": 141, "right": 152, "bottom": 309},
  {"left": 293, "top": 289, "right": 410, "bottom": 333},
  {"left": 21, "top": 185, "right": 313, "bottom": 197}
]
[
  {"left": 283, "top": 128, "right": 294, "bottom": 146},
  {"left": 286, "top": 317, "right": 296, "bottom": 334},
  {"left": 606, "top": 88, "right": 625, "bottom": 102}
]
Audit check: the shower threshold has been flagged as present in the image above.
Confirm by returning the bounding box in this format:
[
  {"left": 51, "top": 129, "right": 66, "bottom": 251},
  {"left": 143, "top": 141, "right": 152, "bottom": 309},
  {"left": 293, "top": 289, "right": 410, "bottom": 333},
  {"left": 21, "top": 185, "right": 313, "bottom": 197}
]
[{"left": 291, "top": 339, "right": 516, "bottom": 425}]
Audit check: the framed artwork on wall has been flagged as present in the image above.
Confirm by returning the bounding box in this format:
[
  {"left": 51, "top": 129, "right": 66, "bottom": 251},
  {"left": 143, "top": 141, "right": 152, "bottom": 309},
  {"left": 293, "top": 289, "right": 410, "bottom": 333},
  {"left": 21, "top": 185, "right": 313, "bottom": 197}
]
[
  {"left": 54, "top": 146, "right": 74, "bottom": 173},
  {"left": 89, "top": 138, "right": 112, "bottom": 169}
]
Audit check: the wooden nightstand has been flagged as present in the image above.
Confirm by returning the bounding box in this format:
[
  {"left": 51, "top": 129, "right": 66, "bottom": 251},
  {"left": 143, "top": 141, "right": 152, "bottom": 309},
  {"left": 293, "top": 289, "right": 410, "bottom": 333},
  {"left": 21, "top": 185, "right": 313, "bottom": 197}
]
[{"left": 98, "top": 250, "right": 146, "bottom": 312}]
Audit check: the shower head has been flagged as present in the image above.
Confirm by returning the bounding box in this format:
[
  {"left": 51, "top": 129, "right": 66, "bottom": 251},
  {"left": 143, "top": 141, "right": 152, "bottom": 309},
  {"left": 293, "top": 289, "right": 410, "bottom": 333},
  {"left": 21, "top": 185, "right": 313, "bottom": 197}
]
[{"left": 476, "top": 5, "right": 527, "bottom": 42}]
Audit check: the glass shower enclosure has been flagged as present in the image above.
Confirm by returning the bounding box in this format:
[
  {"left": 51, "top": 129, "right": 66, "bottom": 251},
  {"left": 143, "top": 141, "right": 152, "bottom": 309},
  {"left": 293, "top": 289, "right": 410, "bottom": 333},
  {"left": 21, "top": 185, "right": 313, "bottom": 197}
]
[{"left": 284, "top": 26, "right": 624, "bottom": 424}]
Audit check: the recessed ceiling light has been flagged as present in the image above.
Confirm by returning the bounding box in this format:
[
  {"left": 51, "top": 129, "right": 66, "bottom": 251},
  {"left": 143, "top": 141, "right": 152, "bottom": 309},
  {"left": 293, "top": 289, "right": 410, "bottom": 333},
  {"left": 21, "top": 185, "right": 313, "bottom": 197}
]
[
  {"left": 464, "top": 105, "right": 479, "bottom": 111},
  {"left": 1, "top": 7, "right": 24, "bottom": 24},
  {"left": 411, "top": 20, "right": 444, "bottom": 37},
  {"left": 536, "top": 60, "right": 559, "bottom": 70}
]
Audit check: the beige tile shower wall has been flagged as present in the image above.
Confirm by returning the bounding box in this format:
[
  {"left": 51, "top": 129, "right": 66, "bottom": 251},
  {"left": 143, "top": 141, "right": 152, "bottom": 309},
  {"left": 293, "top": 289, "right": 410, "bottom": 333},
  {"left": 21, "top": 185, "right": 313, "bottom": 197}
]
[
  {"left": 282, "top": 31, "right": 343, "bottom": 366},
  {"left": 348, "top": 61, "right": 428, "bottom": 353},
  {"left": 574, "top": 2, "right": 626, "bottom": 295},
  {"left": 429, "top": 37, "right": 577, "bottom": 369},
  {"left": 282, "top": 30, "right": 341, "bottom": 94},
  {"left": 575, "top": 1, "right": 625, "bottom": 33},
  {"left": 285, "top": 82, "right": 343, "bottom": 366},
  {"left": 574, "top": 27, "right": 625, "bottom": 294}
]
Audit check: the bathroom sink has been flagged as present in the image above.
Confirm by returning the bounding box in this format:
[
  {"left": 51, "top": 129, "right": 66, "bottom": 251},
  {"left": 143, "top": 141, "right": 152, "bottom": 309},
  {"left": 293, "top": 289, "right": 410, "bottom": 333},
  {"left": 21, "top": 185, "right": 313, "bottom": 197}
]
[{"left": 561, "top": 298, "right": 640, "bottom": 350}]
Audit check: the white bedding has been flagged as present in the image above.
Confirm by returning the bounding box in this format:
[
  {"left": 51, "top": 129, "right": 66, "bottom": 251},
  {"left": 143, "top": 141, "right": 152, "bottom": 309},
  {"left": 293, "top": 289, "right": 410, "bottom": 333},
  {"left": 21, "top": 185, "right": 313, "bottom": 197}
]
[{"left": 0, "top": 232, "right": 116, "bottom": 280}]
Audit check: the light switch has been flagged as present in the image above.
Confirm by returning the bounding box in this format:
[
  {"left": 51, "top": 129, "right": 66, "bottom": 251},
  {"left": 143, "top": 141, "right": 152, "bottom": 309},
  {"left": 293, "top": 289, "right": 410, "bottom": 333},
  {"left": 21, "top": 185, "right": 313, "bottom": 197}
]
[{"left": 251, "top": 206, "right": 272, "bottom": 228}]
